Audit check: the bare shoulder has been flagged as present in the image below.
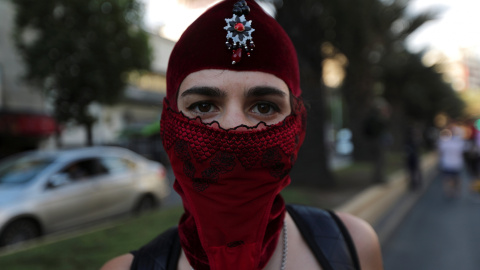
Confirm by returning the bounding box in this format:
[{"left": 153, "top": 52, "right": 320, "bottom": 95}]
[
  {"left": 100, "top": 253, "right": 134, "bottom": 270},
  {"left": 336, "top": 212, "right": 384, "bottom": 270}
]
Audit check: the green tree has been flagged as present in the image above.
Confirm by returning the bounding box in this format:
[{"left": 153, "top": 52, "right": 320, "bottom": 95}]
[
  {"left": 322, "top": 0, "right": 436, "bottom": 162},
  {"left": 274, "top": 0, "right": 448, "bottom": 184},
  {"left": 12, "top": 0, "right": 152, "bottom": 145},
  {"left": 318, "top": 0, "right": 441, "bottom": 182},
  {"left": 383, "top": 51, "right": 465, "bottom": 134}
]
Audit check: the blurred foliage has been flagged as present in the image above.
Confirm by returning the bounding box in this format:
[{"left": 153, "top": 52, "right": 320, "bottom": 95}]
[
  {"left": 11, "top": 0, "right": 152, "bottom": 145},
  {"left": 274, "top": 0, "right": 465, "bottom": 183},
  {"left": 318, "top": 0, "right": 455, "bottom": 159},
  {"left": 459, "top": 90, "right": 480, "bottom": 118},
  {"left": 383, "top": 52, "right": 465, "bottom": 121}
]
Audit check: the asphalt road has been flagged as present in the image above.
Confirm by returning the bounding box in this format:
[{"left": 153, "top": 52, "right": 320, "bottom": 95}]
[{"left": 382, "top": 170, "right": 480, "bottom": 270}]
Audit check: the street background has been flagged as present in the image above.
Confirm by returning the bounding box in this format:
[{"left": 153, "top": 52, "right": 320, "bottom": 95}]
[
  {"left": 383, "top": 168, "right": 480, "bottom": 270},
  {"left": 1, "top": 0, "right": 480, "bottom": 269}
]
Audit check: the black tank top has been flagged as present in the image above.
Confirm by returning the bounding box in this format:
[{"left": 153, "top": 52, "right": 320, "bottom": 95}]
[{"left": 130, "top": 204, "right": 360, "bottom": 270}]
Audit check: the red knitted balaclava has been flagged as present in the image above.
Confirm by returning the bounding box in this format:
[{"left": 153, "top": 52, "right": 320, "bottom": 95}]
[{"left": 160, "top": 0, "right": 306, "bottom": 269}]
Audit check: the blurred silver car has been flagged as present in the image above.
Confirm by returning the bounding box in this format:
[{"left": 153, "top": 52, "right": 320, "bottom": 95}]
[{"left": 0, "top": 146, "right": 170, "bottom": 247}]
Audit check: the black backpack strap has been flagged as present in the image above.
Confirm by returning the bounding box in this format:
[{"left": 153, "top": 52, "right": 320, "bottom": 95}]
[
  {"left": 327, "top": 210, "right": 361, "bottom": 270},
  {"left": 286, "top": 204, "right": 360, "bottom": 270},
  {"left": 130, "top": 226, "right": 181, "bottom": 270}
]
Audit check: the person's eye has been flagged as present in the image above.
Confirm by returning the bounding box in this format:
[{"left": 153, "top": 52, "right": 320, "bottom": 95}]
[
  {"left": 187, "top": 102, "right": 216, "bottom": 114},
  {"left": 251, "top": 102, "right": 279, "bottom": 115}
]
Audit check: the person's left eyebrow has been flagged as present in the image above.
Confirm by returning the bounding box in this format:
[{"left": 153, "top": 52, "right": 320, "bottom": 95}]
[
  {"left": 180, "top": 86, "right": 226, "bottom": 98},
  {"left": 245, "top": 86, "right": 287, "bottom": 98}
]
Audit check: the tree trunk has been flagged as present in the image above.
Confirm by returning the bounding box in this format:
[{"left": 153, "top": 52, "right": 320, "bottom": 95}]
[
  {"left": 347, "top": 103, "right": 374, "bottom": 161},
  {"left": 274, "top": 0, "right": 332, "bottom": 187},
  {"left": 85, "top": 123, "right": 93, "bottom": 146},
  {"left": 55, "top": 129, "right": 63, "bottom": 149},
  {"left": 372, "top": 139, "right": 385, "bottom": 183},
  {"left": 291, "top": 75, "right": 333, "bottom": 188},
  {"left": 342, "top": 70, "right": 375, "bottom": 162},
  {"left": 342, "top": 67, "right": 392, "bottom": 183},
  {"left": 387, "top": 101, "right": 406, "bottom": 151}
]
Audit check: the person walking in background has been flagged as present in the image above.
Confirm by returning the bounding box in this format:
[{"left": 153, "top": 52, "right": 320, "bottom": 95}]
[
  {"left": 462, "top": 119, "right": 480, "bottom": 196},
  {"left": 101, "top": 1, "right": 383, "bottom": 269},
  {"left": 463, "top": 119, "right": 479, "bottom": 179},
  {"left": 405, "top": 124, "right": 422, "bottom": 191},
  {"left": 438, "top": 124, "right": 466, "bottom": 198},
  {"left": 472, "top": 121, "right": 480, "bottom": 194}
]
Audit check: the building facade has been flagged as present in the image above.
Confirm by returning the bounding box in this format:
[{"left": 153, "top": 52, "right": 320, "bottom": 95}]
[
  {"left": 0, "top": 0, "right": 174, "bottom": 159},
  {"left": 461, "top": 47, "right": 480, "bottom": 91}
]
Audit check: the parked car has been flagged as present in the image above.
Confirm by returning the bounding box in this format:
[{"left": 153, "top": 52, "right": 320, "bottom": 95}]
[{"left": 0, "top": 146, "right": 170, "bottom": 247}]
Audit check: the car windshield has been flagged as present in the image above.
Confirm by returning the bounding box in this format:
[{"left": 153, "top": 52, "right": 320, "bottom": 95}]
[{"left": 0, "top": 154, "right": 55, "bottom": 185}]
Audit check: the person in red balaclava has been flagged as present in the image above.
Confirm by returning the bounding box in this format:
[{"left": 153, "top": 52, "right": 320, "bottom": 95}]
[{"left": 102, "top": 0, "right": 383, "bottom": 269}]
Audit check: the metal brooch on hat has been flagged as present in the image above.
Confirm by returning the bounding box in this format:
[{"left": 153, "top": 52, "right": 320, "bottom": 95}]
[{"left": 224, "top": 0, "right": 255, "bottom": 64}]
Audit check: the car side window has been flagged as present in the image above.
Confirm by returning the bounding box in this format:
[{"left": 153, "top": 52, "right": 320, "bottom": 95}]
[
  {"left": 100, "top": 157, "right": 137, "bottom": 175},
  {"left": 64, "top": 162, "right": 88, "bottom": 180},
  {"left": 62, "top": 158, "right": 108, "bottom": 181},
  {"left": 47, "top": 158, "right": 110, "bottom": 189}
]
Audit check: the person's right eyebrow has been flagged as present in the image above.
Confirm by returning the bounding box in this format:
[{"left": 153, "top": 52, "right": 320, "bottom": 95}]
[
  {"left": 246, "top": 86, "right": 287, "bottom": 98},
  {"left": 180, "top": 86, "right": 226, "bottom": 98}
]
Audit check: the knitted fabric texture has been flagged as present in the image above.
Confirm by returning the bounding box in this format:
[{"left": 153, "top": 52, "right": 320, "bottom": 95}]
[{"left": 160, "top": 98, "right": 305, "bottom": 270}]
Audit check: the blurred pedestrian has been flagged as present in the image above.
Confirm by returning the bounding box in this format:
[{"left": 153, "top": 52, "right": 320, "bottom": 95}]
[
  {"left": 101, "top": 1, "right": 383, "bottom": 269},
  {"left": 464, "top": 121, "right": 478, "bottom": 179},
  {"left": 438, "top": 124, "right": 465, "bottom": 198},
  {"left": 405, "top": 124, "right": 422, "bottom": 191},
  {"left": 462, "top": 119, "right": 480, "bottom": 196},
  {"left": 463, "top": 119, "right": 480, "bottom": 179}
]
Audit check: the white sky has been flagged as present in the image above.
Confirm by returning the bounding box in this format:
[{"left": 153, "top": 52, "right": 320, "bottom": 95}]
[
  {"left": 142, "top": 0, "right": 274, "bottom": 41},
  {"left": 406, "top": 0, "right": 480, "bottom": 58},
  {"left": 141, "top": 0, "right": 218, "bottom": 41},
  {"left": 142, "top": 0, "right": 480, "bottom": 58}
]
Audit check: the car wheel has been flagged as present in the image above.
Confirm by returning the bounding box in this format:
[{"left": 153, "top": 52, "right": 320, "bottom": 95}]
[
  {"left": 134, "top": 195, "right": 158, "bottom": 215},
  {"left": 0, "top": 219, "right": 40, "bottom": 247}
]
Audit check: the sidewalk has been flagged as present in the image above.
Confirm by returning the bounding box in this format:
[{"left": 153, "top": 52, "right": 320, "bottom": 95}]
[{"left": 334, "top": 152, "right": 438, "bottom": 245}]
